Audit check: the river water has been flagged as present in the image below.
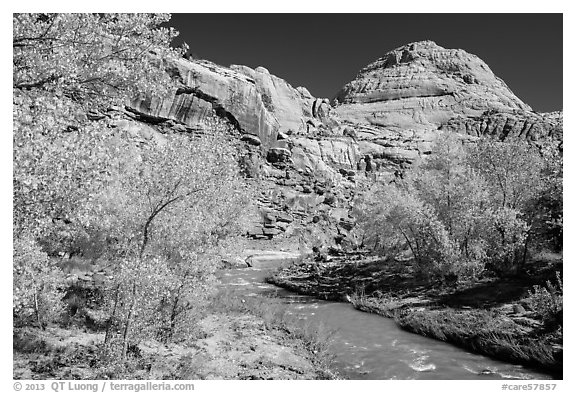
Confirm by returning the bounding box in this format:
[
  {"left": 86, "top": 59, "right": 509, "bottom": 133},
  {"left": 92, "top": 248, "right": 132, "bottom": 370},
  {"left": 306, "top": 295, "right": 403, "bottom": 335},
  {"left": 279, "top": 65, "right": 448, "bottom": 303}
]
[{"left": 217, "top": 267, "right": 553, "bottom": 380}]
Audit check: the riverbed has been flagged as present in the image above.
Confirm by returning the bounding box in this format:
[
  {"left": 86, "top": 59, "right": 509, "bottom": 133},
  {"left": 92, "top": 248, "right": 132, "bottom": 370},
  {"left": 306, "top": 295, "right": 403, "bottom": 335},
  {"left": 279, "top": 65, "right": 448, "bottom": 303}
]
[{"left": 217, "top": 267, "right": 552, "bottom": 380}]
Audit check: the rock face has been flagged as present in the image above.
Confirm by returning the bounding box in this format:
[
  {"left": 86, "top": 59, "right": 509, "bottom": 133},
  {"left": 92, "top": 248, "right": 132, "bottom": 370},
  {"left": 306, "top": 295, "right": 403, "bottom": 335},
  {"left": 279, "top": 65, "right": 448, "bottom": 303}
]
[
  {"left": 332, "top": 40, "right": 562, "bottom": 172},
  {"left": 335, "top": 40, "right": 530, "bottom": 125},
  {"left": 440, "top": 110, "right": 563, "bottom": 143},
  {"left": 122, "top": 41, "right": 562, "bottom": 252},
  {"left": 129, "top": 58, "right": 317, "bottom": 150},
  {"left": 128, "top": 41, "right": 562, "bottom": 181}
]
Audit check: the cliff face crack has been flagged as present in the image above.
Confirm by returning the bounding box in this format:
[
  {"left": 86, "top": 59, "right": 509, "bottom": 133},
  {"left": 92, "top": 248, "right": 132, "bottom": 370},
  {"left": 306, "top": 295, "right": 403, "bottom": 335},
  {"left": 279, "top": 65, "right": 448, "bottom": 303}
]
[
  {"left": 125, "top": 106, "right": 171, "bottom": 124},
  {"left": 176, "top": 86, "right": 218, "bottom": 103},
  {"left": 354, "top": 91, "right": 455, "bottom": 105},
  {"left": 175, "top": 86, "right": 242, "bottom": 132}
]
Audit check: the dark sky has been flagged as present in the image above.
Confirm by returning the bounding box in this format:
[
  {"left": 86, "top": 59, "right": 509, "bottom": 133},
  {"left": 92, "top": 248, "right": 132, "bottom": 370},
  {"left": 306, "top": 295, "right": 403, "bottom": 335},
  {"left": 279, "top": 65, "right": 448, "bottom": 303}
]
[{"left": 168, "top": 14, "right": 562, "bottom": 112}]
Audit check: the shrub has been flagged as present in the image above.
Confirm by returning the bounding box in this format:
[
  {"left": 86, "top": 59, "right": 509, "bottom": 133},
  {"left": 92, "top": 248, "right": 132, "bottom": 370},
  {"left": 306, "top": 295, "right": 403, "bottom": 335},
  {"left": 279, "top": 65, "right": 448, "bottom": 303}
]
[
  {"left": 354, "top": 182, "right": 466, "bottom": 283},
  {"left": 353, "top": 133, "right": 559, "bottom": 280},
  {"left": 13, "top": 236, "right": 64, "bottom": 327},
  {"left": 526, "top": 272, "right": 563, "bottom": 329},
  {"left": 483, "top": 207, "right": 529, "bottom": 273}
]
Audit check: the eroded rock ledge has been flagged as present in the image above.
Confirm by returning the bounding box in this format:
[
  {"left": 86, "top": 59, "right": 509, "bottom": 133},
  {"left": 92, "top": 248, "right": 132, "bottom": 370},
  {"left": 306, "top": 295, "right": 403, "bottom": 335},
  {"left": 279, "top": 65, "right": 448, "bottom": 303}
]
[{"left": 120, "top": 41, "right": 562, "bottom": 250}]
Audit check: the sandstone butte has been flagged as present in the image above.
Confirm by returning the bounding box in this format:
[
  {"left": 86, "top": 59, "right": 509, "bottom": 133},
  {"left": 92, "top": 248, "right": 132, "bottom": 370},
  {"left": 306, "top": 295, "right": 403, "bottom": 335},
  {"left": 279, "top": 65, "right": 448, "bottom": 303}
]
[{"left": 108, "top": 40, "right": 562, "bottom": 255}]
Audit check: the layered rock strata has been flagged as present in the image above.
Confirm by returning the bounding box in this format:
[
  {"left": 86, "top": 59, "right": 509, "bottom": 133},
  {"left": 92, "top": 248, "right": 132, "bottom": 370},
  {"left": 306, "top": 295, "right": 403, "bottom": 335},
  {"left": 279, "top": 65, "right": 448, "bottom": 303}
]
[{"left": 122, "top": 41, "right": 562, "bottom": 250}]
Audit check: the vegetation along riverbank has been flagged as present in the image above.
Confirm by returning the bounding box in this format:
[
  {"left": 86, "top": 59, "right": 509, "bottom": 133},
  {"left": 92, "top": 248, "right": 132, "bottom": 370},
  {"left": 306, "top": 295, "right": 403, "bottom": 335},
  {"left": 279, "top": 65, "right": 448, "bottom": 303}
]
[{"left": 268, "top": 251, "right": 562, "bottom": 377}]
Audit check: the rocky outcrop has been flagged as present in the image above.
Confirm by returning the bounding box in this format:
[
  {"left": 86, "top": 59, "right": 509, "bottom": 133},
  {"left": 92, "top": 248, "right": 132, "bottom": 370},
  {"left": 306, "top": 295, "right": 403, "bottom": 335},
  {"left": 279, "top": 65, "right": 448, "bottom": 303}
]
[
  {"left": 120, "top": 41, "right": 562, "bottom": 251},
  {"left": 440, "top": 110, "right": 563, "bottom": 144},
  {"left": 291, "top": 137, "right": 359, "bottom": 178},
  {"left": 335, "top": 40, "right": 530, "bottom": 126},
  {"left": 333, "top": 41, "right": 562, "bottom": 170},
  {"left": 129, "top": 58, "right": 318, "bottom": 150},
  {"left": 128, "top": 41, "right": 561, "bottom": 175},
  {"left": 245, "top": 250, "right": 302, "bottom": 269}
]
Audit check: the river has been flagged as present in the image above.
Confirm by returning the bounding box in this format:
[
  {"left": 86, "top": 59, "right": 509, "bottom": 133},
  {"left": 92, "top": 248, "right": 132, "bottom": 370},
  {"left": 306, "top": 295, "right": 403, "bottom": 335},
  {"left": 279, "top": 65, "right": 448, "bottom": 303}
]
[{"left": 217, "top": 266, "right": 553, "bottom": 380}]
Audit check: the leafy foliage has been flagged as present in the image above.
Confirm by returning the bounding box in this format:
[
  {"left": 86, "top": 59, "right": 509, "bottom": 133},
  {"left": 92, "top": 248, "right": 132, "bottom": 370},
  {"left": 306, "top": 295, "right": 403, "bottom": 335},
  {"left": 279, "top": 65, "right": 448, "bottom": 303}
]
[
  {"left": 13, "top": 14, "right": 253, "bottom": 358},
  {"left": 91, "top": 118, "right": 251, "bottom": 357},
  {"left": 355, "top": 183, "right": 459, "bottom": 281},
  {"left": 13, "top": 13, "right": 178, "bottom": 102},
  {"left": 526, "top": 272, "right": 563, "bottom": 329},
  {"left": 13, "top": 13, "right": 184, "bottom": 239},
  {"left": 13, "top": 236, "right": 64, "bottom": 327},
  {"left": 467, "top": 139, "right": 545, "bottom": 210},
  {"left": 353, "top": 133, "right": 561, "bottom": 282}
]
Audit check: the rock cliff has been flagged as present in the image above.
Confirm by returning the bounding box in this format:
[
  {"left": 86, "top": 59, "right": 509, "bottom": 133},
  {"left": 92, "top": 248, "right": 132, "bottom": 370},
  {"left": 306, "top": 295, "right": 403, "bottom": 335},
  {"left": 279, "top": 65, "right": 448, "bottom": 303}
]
[
  {"left": 333, "top": 40, "right": 561, "bottom": 173},
  {"left": 129, "top": 58, "right": 316, "bottom": 149},
  {"left": 122, "top": 40, "right": 562, "bottom": 253}
]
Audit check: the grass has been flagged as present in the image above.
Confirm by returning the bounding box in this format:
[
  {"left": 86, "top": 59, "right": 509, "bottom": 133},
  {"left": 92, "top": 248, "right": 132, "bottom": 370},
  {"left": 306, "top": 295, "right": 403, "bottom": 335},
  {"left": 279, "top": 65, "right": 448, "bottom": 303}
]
[
  {"left": 208, "top": 289, "right": 339, "bottom": 379},
  {"left": 395, "top": 308, "right": 562, "bottom": 376},
  {"left": 13, "top": 326, "right": 155, "bottom": 380},
  {"left": 348, "top": 290, "right": 562, "bottom": 377},
  {"left": 349, "top": 291, "right": 406, "bottom": 318}
]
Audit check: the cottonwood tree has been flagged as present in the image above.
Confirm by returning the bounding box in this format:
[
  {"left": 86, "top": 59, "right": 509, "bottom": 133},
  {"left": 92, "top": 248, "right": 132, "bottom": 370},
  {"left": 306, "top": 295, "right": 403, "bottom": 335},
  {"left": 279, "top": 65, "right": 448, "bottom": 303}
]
[
  {"left": 536, "top": 142, "right": 563, "bottom": 251},
  {"left": 353, "top": 133, "right": 559, "bottom": 282},
  {"left": 354, "top": 135, "right": 489, "bottom": 282},
  {"left": 408, "top": 134, "right": 492, "bottom": 274},
  {"left": 13, "top": 13, "right": 183, "bottom": 327},
  {"left": 13, "top": 13, "right": 182, "bottom": 240},
  {"left": 353, "top": 182, "right": 459, "bottom": 282},
  {"left": 13, "top": 236, "right": 64, "bottom": 328},
  {"left": 94, "top": 120, "right": 251, "bottom": 357},
  {"left": 466, "top": 139, "right": 544, "bottom": 210},
  {"left": 467, "top": 139, "right": 558, "bottom": 269},
  {"left": 13, "top": 13, "right": 177, "bottom": 104}
]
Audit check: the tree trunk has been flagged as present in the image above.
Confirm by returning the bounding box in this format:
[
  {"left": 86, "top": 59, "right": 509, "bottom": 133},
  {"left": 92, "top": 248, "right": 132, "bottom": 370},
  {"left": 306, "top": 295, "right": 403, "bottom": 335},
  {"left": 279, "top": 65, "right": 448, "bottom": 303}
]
[
  {"left": 168, "top": 295, "right": 180, "bottom": 342},
  {"left": 522, "top": 231, "right": 532, "bottom": 267},
  {"left": 105, "top": 284, "right": 120, "bottom": 345},
  {"left": 121, "top": 282, "right": 138, "bottom": 360},
  {"left": 33, "top": 289, "right": 44, "bottom": 330}
]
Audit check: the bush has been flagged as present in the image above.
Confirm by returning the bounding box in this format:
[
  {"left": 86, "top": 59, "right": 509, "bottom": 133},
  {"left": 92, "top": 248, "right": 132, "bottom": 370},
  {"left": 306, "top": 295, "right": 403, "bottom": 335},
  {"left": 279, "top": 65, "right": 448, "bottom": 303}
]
[
  {"left": 13, "top": 236, "right": 64, "bottom": 327},
  {"left": 526, "top": 272, "right": 563, "bottom": 329},
  {"left": 354, "top": 181, "right": 474, "bottom": 283},
  {"left": 353, "top": 133, "right": 560, "bottom": 281},
  {"left": 483, "top": 207, "right": 529, "bottom": 273}
]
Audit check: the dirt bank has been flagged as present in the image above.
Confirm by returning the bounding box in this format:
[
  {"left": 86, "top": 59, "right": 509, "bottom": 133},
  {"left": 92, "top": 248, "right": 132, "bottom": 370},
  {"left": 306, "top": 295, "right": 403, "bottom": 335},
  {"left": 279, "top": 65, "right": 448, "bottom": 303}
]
[
  {"left": 14, "top": 309, "right": 338, "bottom": 380},
  {"left": 267, "top": 255, "right": 563, "bottom": 377}
]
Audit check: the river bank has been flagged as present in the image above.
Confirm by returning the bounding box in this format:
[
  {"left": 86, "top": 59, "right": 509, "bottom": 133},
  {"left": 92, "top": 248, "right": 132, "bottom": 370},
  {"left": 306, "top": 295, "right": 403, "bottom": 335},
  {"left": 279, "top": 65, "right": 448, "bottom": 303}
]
[
  {"left": 13, "top": 289, "right": 339, "bottom": 380},
  {"left": 267, "top": 254, "right": 563, "bottom": 378}
]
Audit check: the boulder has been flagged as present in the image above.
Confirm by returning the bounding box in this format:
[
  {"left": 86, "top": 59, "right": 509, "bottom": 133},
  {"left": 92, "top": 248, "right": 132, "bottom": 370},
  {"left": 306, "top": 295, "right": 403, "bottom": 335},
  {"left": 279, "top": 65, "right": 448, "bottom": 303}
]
[
  {"left": 245, "top": 251, "right": 302, "bottom": 269},
  {"left": 312, "top": 98, "right": 331, "bottom": 119},
  {"left": 111, "top": 119, "right": 167, "bottom": 145},
  {"left": 290, "top": 137, "right": 359, "bottom": 179},
  {"left": 221, "top": 257, "right": 249, "bottom": 269},
  {"left": 263, "top": 227, "right": 282, "bottom": 237},
  {"left": 267, "top": 147, "right": 292, "bottom": 163},
  {"left": 241, "top": 134, "right": 262, "bottom": 146}
]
